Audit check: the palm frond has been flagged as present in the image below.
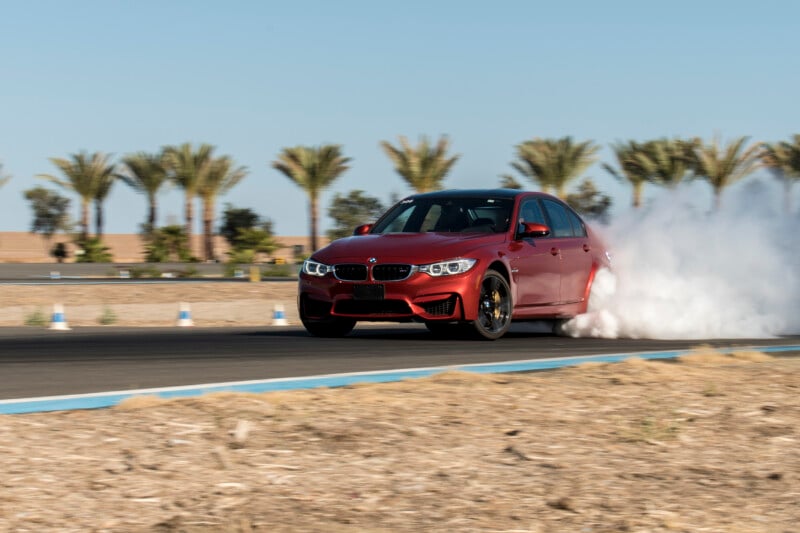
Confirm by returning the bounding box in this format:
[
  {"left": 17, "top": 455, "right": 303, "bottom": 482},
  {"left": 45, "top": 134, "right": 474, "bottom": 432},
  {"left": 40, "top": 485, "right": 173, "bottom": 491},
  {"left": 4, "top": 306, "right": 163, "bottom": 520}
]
[
  {"left": 163, "top": 142, "right": 215, "bottom": 192},
  {"left": 380, "top": 135, "right": 458, "bottom": 193},
  {"left": 694, "top": 136, "right": 761, "bottom": 207},
  {"left": 199, "top": 156, "right": 248, "bottom": 198},
  {"left": 0, "top": 162, "right": 9, "bottom": 187},
  {"left": 512, "top": 136, "right": 598, "bottom": 196},
  {"left": 118, "top": 151, "right": 170, "bottom": 196}
]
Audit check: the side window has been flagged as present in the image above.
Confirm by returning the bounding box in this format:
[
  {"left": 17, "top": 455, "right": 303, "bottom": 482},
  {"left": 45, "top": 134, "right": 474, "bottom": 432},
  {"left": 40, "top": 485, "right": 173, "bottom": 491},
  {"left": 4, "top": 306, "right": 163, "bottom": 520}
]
[
  {"left": 519, "top": 199, "right": 546, "bottom": 225},
  {"left": 542, "top": 200, "right": 574, "bottom": 237},
  {"left": 566, "top": 209, "right": 587, "bottom": 237}
]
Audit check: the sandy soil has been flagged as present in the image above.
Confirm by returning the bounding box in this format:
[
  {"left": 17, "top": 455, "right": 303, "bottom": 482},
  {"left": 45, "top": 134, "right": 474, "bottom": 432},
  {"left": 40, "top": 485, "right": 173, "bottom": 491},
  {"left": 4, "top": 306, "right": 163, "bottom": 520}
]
[
  {"left": 1, "top": 284, "right": 798, "bottom": 531},
  {"left": 0, "top": 282, "right": 299, "bottom": 327},
  {"left": 0, "top": 352, "right": 798, "bottom": 532}
]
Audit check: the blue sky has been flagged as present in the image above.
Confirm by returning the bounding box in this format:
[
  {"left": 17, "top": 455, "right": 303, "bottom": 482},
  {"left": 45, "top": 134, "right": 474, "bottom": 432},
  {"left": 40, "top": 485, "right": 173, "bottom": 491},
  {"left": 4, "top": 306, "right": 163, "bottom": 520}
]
[{"left": 1, "top": 0, "right": 799, "bottom": 236}]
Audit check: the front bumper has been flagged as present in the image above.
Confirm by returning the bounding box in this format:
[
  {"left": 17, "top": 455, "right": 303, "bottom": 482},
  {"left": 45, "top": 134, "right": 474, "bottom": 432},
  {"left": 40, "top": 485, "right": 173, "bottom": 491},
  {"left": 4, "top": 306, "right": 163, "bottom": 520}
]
[{"left": 299, "top": 270, "right": 482, "bottom": 322}]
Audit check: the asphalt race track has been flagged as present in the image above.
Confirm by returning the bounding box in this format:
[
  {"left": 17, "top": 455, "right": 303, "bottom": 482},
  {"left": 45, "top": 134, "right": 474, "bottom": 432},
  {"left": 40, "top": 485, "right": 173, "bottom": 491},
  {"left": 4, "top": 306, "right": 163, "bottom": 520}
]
[{"left": 1, "top": 324, "right": 798, "bottom": 400}]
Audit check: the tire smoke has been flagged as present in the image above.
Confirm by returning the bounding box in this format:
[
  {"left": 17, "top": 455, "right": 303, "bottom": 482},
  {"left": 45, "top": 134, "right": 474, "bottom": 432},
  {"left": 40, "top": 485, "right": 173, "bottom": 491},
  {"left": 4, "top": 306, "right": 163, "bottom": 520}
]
[{"left": 564, "top": 181, "right": 800, "bottom": 339}]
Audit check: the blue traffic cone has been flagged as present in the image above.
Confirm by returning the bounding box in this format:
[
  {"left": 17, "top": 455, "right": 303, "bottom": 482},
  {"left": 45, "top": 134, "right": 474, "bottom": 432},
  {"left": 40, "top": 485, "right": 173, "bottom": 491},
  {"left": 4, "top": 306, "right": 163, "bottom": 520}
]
[
  {"left": 176, "top": 302, "right": 194, "bottom": 327},
  {"left": 271, "top": 303, "right": 289, "bottom": 326},
  {"left": 49, "top": 303, "right": 71, "bottom": 331}
]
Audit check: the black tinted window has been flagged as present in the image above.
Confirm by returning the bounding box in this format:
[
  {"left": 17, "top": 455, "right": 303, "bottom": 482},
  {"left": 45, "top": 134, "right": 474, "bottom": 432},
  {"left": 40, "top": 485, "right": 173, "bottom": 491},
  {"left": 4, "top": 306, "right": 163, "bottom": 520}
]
[
  {"left": 518, "top": 199, "right": 546, "bottom": 225},
  {"left": 372, "top": 196, "right": 513, "bottom": 234},
  {"left": 566, "top": 209, "right": 587, "bottom": 237},
  {"left": 542, "top": 199, "right": 574, "bottom": 237}
]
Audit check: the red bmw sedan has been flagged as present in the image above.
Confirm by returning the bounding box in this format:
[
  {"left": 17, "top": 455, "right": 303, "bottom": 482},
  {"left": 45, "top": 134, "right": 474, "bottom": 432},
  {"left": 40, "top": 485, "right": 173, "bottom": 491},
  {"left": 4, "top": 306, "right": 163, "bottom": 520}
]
[{"left": 298, "top": 189, "right": 610, "bottom": 340}]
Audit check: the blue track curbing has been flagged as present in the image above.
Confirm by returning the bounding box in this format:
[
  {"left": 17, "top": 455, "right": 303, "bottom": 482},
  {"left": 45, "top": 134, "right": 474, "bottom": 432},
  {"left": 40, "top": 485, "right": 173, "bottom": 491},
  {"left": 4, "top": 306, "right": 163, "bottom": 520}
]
[{"left": 1, "top": 344, "right": 798, "bottom": 415}]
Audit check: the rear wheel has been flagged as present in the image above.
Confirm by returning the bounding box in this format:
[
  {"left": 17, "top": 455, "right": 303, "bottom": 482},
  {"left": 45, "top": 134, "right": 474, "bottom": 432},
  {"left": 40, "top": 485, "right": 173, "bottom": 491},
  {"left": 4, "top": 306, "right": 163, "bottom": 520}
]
[
  {"left": 299, "top": 297, "right": 356, "bottom": 338},
  {"left": 471, "top": 269, "right": 512, "bottom": 340}
]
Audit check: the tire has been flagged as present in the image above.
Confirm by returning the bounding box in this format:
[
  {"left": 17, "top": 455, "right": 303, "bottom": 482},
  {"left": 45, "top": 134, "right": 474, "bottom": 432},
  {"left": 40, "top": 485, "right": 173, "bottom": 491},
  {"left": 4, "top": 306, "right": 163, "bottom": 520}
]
[
  {"left": 471, "top": 269, "right": 513, "bottom": 340},
  {"left": 299, "top": 298, "right": 356, "bottom": 338}
]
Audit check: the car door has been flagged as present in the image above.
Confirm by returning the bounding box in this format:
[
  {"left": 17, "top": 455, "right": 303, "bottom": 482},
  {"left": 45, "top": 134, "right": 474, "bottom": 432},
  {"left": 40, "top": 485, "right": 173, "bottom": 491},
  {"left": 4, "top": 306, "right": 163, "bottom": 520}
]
[
  {"left": 541, "top": 199, "right": 592, "bottom": 304},
  {"left": 508, "top": 197, "right": 560, "bottom": 308}
]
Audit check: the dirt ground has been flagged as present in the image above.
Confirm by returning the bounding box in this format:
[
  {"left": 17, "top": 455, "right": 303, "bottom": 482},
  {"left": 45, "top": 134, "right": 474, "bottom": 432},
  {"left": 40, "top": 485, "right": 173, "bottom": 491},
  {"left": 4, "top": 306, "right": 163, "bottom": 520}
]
[
  {"left": 0, "top": 282, "right": 300, "bottom": 327},
  {"left": 1, "top": 284, "right": 799, "bottom": 531}
]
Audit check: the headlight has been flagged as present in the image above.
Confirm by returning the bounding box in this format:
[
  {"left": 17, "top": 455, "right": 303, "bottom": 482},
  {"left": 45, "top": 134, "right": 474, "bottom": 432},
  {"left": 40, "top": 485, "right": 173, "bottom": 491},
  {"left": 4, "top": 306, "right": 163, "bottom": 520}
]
[
  {"left": 418, "top": 258, "right": 476, "bottom": 277},
  {"left": 302, "top": 259, "right": 333, "bottom": 277}
]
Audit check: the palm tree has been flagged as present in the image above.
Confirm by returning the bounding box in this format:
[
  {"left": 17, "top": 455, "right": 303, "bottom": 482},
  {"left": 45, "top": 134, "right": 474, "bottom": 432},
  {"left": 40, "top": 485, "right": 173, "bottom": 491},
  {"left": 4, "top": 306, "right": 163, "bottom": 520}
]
[
  {"left": 641, "top": 137, "right": 700, "bottom": 188},
  {"left": 603, "top": 140, "right": 653, "bottom": 208},
  {"left": 272, "top": 145, "right": 351, "bottom": 252},
  {"left": 92, "top": 166, "right": 116, "bottom": 239},
  {"left": 163, "top": 142, "right": 215, "bottom": 254},
  {"left": 498, "top": 174, "right": 523, "bottom": 190},
  {"left": 0, "top": 162, "right": 9, "bottom": 188},
  {"left": 783, "top": 135, "right": 800, "bottom": 213},
  {"left": 565, "top": 179, "right": 612, "bottom": 222},
  {"left": 380, "top": 135, "right": 459, "bottom": 193},
  {"left": 118, "top": 152, "right": 170, "bottom": 234},
  {"left": 761, "top": 135, "right": 800, "bottom": 213},
  {"left": 694, "top": 136, "right": 761, "bottom": 210},
  {"left": 512, "top": 136, "right": 599, "bottom": 198},
  {"left": 197, "top": 155, "right": 248, "bottom": 261},
  {"left": 38, "top": 152, "right": 114, "bottom": 241}
]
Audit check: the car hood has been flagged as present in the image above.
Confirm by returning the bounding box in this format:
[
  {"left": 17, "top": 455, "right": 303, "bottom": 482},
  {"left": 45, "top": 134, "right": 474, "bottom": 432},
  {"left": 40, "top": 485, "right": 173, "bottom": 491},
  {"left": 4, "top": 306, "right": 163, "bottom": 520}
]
[{"left": 313, "top": 232, "right": 507, "bottom": 265}]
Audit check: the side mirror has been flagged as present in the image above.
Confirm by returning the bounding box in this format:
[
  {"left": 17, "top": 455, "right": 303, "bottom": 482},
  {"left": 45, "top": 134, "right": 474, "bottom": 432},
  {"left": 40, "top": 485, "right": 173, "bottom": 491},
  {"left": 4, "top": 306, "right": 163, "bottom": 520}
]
[
  {"left": 353, "top": 224, "right": 373, "bottom": 236},
  {"left": 519, "top": 222, "right": 550, "bottom": 238}
]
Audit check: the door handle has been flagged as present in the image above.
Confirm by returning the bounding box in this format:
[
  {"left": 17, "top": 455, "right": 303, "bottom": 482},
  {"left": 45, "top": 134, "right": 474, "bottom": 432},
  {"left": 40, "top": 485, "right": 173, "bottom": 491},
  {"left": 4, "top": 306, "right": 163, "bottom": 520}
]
[
  {"left": 583, "top": 244, "right": 591, "bottom": 252},
  {"left": 550, "top": 247, "right": 560, "bottom": 256}
]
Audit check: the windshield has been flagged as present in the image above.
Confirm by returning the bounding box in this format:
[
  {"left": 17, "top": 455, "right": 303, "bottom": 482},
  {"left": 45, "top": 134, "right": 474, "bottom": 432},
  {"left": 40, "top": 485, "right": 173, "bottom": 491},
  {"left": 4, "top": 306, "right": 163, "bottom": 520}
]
[{"left": 371, "top": 196, "right": 514, "bottom": 234}]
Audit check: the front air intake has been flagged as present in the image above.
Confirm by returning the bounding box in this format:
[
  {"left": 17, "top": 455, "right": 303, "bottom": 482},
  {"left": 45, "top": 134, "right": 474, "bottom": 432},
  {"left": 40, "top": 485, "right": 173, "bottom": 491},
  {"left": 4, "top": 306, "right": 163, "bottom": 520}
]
[
  {"left": 334, "top": 300, "right": 412, "bottom": 315},
  {"left": 422, "top": 296, "right": 457, "bottom": 316}
]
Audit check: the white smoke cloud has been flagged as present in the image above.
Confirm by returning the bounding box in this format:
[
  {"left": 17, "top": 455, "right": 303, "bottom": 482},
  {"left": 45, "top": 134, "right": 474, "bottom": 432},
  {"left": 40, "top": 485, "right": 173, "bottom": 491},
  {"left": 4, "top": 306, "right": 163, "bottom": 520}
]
[{"left": 564, "top": 180, "right": 800, "bottom": 339}]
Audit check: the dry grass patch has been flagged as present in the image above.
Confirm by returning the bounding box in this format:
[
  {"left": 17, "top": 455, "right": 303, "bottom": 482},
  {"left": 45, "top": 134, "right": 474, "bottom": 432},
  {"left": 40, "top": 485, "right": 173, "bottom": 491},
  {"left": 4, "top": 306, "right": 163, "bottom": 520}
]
[{"left": 678, "top": 345, "right": 773, "bottom": 365}]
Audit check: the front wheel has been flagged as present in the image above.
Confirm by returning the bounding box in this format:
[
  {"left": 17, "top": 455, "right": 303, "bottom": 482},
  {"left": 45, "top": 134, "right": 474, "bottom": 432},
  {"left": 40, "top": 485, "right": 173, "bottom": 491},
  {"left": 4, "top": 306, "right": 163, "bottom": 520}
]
[{"left": 471, "top": 269, "right": 512, "bottom": 340}]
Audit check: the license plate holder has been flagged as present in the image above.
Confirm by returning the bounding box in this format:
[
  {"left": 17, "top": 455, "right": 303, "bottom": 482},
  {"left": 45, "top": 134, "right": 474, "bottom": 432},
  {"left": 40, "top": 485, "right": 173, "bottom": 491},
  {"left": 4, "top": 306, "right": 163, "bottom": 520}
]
[{"left": 353, "top": 284, "right": 385, "bottom": 300}]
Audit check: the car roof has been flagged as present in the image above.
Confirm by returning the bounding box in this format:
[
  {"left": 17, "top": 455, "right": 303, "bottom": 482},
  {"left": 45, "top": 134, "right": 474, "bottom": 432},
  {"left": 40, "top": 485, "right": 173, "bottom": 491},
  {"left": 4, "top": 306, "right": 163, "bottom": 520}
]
[{"left": 404, "top": 188, "right": 542, "bottom": 200}]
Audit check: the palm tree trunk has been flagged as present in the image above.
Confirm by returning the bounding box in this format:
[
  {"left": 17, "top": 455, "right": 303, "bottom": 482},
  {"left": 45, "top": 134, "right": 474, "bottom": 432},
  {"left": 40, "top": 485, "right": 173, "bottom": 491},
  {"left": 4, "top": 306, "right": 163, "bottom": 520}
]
[
  {"left": 80, "top": 199, "right": 90, "bottom": 242},
  {"left": 94, "top": 200, "right": 104, "bottom": 239},
  {"left": 784, "top": 179, "right": 792, "bottom": 214},
  {"left": 713, "top": 188, "right": 723, "bottom": 211},
  {"left": 148, "top": 193, "right": 157, "bottom": 234},
  {"left": 185, "top": 193, "right": 194, "bottom": 258},
  {"left": 632, "top": 182, "right": 643, "bottom": 208},
  {"left": 202, "top": 196, "right": 215, "bottom": 261},
  {"left": 309, "top": 195, "right": 319, "bottom": 252}
]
